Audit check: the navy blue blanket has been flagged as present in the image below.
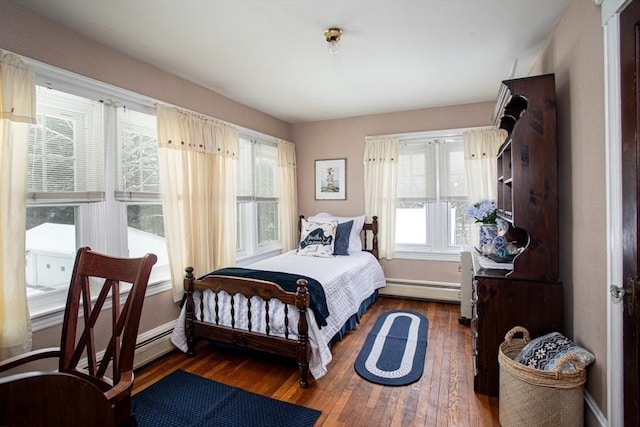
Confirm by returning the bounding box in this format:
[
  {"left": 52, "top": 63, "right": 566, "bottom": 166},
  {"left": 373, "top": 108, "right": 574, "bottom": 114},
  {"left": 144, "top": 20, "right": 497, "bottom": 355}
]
[{"left": 205, "top": 268, "right": 330, "bottom": 328}]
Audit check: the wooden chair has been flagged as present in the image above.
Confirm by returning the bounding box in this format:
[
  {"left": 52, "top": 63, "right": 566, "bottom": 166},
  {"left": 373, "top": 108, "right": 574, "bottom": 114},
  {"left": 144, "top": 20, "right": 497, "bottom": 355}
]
[
  {"left": 0, "top": 371, "right": 116, "bottom": 427},
  {"left": 0, "top": 247, "right": 157, "bottom": 426}
]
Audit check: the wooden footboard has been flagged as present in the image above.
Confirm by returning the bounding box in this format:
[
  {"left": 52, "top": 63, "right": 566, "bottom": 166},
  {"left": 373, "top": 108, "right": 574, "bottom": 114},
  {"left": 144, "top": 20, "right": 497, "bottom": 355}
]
[
  {"left": 182, "top": 215, "right": 380, "bottom": 388},
  {"left": 183, "top": 267, "right": 312, "bottom": 388}
]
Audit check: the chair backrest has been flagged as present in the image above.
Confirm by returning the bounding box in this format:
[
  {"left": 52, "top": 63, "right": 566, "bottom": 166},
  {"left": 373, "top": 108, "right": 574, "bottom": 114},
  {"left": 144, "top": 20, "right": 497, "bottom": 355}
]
[{"left": 58, "top": 247, "right": 157, "bottom": 393}]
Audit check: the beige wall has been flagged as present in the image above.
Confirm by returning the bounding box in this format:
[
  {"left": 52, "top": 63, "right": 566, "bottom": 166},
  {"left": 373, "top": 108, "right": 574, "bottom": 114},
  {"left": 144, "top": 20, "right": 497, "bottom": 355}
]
[
  {"left": 0, "top": 0, "right": 290, "bottom": 351},
  {"left": 531, "top": 0, "right": 607, "bottom": 415},
  {"left": 1, "top": 0, "right": 495, "bottom": 353},
  {"left": 1, "top": 0, "right": 610, "bottom": 419},
  {"left": 291, "top": 103, "right": 492, "bottom": 283},
  {"left": 0, "top": 0, "right": 290, "bottom": 141},
  {"left": 293, "top": 0, "right": 610, "bottom": 416},
  {"left": 292, "top": 102, "right": 494, "bottom": 282}
]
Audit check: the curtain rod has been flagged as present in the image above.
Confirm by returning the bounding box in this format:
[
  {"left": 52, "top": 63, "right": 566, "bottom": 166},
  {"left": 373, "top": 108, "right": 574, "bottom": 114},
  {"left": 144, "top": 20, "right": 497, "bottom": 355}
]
[{"left": 366, "top": 126, "right": 495, "bottom": 141}]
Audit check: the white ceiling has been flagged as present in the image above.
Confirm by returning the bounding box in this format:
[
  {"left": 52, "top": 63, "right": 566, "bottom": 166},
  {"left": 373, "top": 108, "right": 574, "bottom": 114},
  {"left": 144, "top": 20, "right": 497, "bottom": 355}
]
[{"left": 10, "top": 0, "right": 570, "bottom": 124}]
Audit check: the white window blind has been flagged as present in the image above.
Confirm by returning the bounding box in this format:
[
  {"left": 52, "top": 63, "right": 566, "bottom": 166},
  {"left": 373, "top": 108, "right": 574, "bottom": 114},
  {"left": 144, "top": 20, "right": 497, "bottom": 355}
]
[
  {"left": 255, "top": 141, "right": 277, "bottom": 198},
  {"left": 28, "top": 86, "right": 105, "bottom": 202},
  {"left": 25, "top": 84, "right": 169, "bottom": 317},
  {"left": 236, "top": 135, "right": 280, "bottom": 261},
  {"left": 440, "top": 140, "right": 467, "bottom": 201},
  {"left": 397, "top": 138, "right": 467, "bottom": 202},
  {"left": 395, "top": 133, "right": 470, "bottom": 257},
  {"left": 397, "top": 140, "right": 435, "bottom": 200},
  {"left": 116, "top": 107, "right": 161, "bottom": 199},
  {"left": 237, "top": 137, "right": 253, "bottom": 197}
]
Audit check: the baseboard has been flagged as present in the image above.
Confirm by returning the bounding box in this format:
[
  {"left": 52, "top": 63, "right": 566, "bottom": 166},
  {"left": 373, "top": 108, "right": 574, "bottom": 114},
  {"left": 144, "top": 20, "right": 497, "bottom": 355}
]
[
  {"left": 380, "top": 279, "right": 461, "bottom": 303},
  {"left": 584, "top": 389, "right": 607, "bottom": 427},
  {"left": 133, "top": 321, "right": 177, "bottom": 370},
  {"left": 78, "top": 321, "right": 176, "bottom": 372}
]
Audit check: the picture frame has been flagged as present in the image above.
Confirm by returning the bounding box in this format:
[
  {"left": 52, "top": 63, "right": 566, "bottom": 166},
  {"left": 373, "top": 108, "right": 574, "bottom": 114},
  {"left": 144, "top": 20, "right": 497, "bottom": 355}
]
[{"left": 315, "top": 158, "right": 346, "bottom": 200}]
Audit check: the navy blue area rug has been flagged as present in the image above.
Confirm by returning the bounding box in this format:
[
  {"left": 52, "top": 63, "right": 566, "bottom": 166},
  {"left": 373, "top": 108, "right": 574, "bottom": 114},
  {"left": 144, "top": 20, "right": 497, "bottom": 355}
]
[
  {"left": 131, "top": 370, "right": 321, "bottom": 427},
  {"left": 354, "top": 310, "right": 429, "bottom": 386}
]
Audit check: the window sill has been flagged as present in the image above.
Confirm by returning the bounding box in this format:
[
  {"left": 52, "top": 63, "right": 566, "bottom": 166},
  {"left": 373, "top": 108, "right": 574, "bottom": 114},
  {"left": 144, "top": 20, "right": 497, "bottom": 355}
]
[
  {"left": 30, "top": 279, "right": 173, "bottom": 332},
  {"left": 393, "top": 250, "right": 461, "bottom": 262},
  {"left": 236, "top": 249, "right": 283, "bottom": 267}
]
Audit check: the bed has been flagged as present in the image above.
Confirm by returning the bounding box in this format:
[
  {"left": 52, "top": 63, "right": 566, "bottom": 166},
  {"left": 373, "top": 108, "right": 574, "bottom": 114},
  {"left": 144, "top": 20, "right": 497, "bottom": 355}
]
[{"left": 170, "top": 214, "right": 386, "bottom": 388}]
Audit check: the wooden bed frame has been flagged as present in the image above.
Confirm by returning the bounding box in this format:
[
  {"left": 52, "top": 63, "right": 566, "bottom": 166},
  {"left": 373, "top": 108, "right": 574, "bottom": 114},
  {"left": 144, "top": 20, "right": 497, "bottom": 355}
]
[{"left": 183, "top": 215, "right": 379, "bottom": 388}]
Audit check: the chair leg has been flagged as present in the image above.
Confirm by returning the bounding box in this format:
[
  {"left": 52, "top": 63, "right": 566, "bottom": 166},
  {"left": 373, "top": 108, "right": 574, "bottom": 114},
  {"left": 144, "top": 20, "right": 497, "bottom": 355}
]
[{"left": 114, "top": 399, "right": 132, "bottom": 427}]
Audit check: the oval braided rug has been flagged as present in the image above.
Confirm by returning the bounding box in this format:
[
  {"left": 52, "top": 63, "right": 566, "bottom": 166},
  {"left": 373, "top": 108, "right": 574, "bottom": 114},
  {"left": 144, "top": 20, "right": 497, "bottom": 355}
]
[{"left": 354, "top": 310, "right": 429, "bottom": 386}]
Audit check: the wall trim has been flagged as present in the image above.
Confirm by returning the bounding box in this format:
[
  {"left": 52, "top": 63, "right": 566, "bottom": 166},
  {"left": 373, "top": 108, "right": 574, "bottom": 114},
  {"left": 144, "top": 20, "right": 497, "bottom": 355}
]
[
  {"left": 381, "top": 278, "right": 461, "bottom": 303},
  {"left": 603, "top": 3, "right": 624, "bottom": 426},
  {"left": 585, "top": 389, "right": 608, "bottom": 427}
]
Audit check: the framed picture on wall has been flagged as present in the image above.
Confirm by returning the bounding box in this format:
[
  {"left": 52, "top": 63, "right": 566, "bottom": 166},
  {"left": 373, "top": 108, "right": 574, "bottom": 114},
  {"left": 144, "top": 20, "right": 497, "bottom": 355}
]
[{"left": 315, "top": 158, "right": 346, "bottom": 200}]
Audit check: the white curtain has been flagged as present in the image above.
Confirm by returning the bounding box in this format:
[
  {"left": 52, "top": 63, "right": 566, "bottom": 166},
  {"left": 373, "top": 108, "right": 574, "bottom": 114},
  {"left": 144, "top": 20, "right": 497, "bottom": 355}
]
[
  {"left": 277, "top": 140, "right": 298, "bottom": 251},
  {"left": 156, "top": 104, "right": 239, "bottom": 302},
  {"left": 463, "top": 127, "right": 507, "bottom": 245},
  {"left": 0, "top": 52, "right": 36, "bottom": 359},
  {"left": 363, "top": 136, "right": 398, "bottom": 260}
]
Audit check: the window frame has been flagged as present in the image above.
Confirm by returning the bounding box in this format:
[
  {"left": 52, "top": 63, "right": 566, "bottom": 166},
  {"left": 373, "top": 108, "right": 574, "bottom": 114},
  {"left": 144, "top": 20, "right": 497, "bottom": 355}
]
[
  {"left": 236, "top": 132, "right": 281, "bottom": 264},
  {"left": 24, "top": 61, "right": 171, "bottom": 330},
  {"left": 394, "top": 128, "right": 472, "bottom": 261}
]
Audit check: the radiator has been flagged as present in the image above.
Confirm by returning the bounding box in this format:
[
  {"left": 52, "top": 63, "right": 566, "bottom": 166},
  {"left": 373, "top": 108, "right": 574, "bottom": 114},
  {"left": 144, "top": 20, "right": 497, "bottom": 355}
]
[
  {"left": 380, "top": 279, "right": 461, "bottom": 302},
  {"left": 460, "top": 251, "right": 474, "bottom": 324},
  {"left": 78, "top": 321, "right": 176, "bottom": 373},
  {"left": 133, "top": 321, "right": 177, "bottom": 369}
]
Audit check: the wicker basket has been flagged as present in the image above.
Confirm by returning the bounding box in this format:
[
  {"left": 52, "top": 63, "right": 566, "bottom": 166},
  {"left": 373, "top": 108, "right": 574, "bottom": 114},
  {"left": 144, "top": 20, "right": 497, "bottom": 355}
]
[{"left": 498, "top": 326, "right": 587, "bottom": 427}]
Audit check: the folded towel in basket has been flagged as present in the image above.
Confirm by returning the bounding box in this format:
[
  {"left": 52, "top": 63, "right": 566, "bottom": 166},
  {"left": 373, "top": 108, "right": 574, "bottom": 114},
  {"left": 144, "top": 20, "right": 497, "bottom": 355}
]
[{"left": 515, "top": 332, "right": 595, "bottom": 373}]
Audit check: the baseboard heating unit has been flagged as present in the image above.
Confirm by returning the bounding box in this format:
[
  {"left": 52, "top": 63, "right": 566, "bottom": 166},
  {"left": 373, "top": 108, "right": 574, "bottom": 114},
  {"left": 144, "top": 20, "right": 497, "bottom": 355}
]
[{"left": 380, "top": 279, "right": 461, "bottom": 303}]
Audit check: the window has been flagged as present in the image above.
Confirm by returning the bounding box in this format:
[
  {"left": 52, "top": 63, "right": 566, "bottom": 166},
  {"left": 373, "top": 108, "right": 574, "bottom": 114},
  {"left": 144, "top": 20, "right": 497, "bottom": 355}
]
[
  {"left": 395, "top": 131, "right": 470, "bottom": 257},
  {"left": 116, "top": 108, "right": 167, "bottom": 278},
  {"left": 236, "top": 135, "right": 280, "bottom": 260},
  {"left": 26, "top": 86, "right": 169, "bottom": 316}
]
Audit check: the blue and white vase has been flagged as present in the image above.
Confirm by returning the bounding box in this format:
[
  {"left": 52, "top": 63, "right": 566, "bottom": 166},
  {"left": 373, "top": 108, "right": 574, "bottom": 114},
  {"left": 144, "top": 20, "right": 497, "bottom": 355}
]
[
  {"left": 496, "top": 218, "right": 509, "bottom": 235},
  {"left": 479, "top": 224, "right": 498, "bottom": 250}
]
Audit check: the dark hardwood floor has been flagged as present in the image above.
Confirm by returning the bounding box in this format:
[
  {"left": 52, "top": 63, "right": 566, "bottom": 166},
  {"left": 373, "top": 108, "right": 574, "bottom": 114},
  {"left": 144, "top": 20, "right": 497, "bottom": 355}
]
[{"left": 132, "top": 296, "right": 500, "bottom": 426}]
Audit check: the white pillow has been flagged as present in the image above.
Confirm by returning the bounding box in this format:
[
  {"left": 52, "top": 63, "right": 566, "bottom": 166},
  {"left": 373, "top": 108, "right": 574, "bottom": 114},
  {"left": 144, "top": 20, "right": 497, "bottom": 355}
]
[
  {"left": 307, "top": 213, "right": 365, "bottom": 254},
  {"left": 297, "top": 219, "right": 338, "bottom": 257}
]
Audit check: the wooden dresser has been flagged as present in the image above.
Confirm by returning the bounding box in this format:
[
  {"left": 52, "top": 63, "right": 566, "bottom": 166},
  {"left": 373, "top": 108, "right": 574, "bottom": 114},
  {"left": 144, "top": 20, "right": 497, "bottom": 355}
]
[{"left": 471, "top": 74, "right": 564, "bottom": 396}]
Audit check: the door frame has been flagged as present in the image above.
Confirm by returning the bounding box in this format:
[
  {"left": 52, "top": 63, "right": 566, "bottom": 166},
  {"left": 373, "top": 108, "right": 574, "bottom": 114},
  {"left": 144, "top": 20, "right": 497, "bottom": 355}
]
[{"left": 603, "top": 0, "right": 632, "bottom": 426}]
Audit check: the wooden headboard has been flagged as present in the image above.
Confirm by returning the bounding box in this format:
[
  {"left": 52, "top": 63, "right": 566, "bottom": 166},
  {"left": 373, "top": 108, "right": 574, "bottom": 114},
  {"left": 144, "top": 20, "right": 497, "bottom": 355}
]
[
  {"left": 362, "top": 216, "right": 379, "bottom": 259},
  {"left": 298, "top": 215, "right": 379, "bottom": 259}
]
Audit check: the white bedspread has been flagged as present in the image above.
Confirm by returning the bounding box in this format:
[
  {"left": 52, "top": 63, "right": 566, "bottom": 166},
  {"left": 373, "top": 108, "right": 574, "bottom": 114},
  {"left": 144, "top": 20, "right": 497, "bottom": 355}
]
[{"left": 170, "top": 250, "right": 386, "bottom": 379}]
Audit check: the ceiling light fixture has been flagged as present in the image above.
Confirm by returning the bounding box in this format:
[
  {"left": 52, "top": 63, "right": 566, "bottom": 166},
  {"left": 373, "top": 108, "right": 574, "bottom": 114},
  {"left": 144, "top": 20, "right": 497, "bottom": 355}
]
[{"left": 323, "top": 27, "right": 343, "bottom": 54}]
